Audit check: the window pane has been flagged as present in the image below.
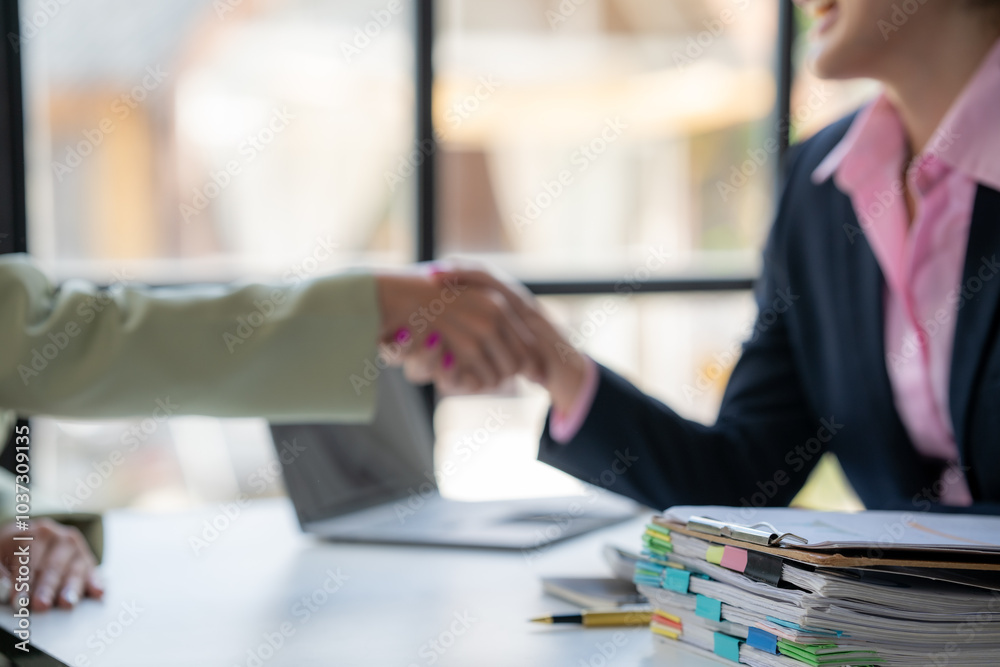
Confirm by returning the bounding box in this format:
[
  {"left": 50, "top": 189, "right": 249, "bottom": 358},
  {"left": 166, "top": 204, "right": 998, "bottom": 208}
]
[
  {"left": 433, "top": 0, "right": 779, "bottom": 281},
  {"left": 435, "top": 291, "right": 759, "bottom": 501},
  {"left": 21, "top": 0, "right": 416, "bottom": 284}
]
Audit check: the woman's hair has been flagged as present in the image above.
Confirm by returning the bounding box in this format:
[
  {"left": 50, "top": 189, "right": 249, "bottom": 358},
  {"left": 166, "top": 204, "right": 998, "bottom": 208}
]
[{"left": 969, "top": 0, "right": 1000, "bottom": 26}]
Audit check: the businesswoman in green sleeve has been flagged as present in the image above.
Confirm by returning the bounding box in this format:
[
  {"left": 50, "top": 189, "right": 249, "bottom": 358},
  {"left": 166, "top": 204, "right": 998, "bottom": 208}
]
[{"left": 0, "top": 254, "right": 541, "bottom": 611}]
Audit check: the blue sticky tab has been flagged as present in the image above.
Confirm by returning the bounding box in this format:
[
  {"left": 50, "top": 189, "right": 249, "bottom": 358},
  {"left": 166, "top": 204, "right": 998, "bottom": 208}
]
[
  {"left": 633, "top": 574, "right": 661, "bottom": 587},
  {"left": 713, "top": 632, "right": 741, "bottom": 663},
  {"left": 695, "top": 594, "right": 722, "bottom": 622},
  {"left": 747, "top": 627, "right": 778, "bottom": 654},
  {"left": 663, "top": 569, "right": 691, "bottom": 594},
  {"left": 765, "top": 616, "right": 842, "bottom": 637}
]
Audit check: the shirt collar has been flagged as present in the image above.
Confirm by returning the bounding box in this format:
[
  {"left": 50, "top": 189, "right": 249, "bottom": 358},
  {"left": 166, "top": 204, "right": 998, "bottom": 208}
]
[{"left": 812, "top": 38, "right": 1000, "bottom": 194}]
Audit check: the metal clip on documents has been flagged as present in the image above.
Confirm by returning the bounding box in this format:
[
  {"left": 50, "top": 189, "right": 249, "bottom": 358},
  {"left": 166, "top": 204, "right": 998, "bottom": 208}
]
[{"left": 686, "top": 516, "right": 808, "bottom": 547}]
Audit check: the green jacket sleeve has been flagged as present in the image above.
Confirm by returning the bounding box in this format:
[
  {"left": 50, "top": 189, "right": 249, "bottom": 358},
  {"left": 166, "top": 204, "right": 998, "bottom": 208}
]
[{"left": 0, "top": 253, "right": 381, "bottom": 424}]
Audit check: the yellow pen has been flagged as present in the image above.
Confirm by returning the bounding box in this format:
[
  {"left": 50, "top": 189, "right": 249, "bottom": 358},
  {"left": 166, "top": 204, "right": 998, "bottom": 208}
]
[{"left": 530, "top": 609, "right": 653, "bottom": 627}]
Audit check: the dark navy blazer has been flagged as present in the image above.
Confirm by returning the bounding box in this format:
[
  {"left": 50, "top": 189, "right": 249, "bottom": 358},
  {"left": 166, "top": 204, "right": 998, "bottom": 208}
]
[{"left": 539, "top": 114, "right": 1000, "bottom": 514}]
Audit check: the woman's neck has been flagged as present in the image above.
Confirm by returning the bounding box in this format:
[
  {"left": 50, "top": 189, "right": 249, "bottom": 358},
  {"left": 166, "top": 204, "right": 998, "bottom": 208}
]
[{"left": 882, "top": 22, "right": 1000, "bottom": 155}]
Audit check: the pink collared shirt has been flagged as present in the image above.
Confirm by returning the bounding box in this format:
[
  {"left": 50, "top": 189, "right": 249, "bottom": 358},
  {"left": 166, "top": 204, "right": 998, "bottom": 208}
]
[{"left": 553, "top": 40, "right": 1000, "bottom": 508}]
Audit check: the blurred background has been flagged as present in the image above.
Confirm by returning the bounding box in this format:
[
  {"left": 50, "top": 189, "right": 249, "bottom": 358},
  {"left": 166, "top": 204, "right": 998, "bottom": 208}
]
[{"left": 20, "top": 0, "right": 875, "bottom": 515}]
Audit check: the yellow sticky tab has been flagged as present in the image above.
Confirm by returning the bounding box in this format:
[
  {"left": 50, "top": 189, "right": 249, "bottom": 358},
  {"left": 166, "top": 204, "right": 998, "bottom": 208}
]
[
  {"left": 651, "top": 625, "right": 681, "bottom": 640},
  {"left": 706, "top": 545, "right": 725, "bottom": 565}
]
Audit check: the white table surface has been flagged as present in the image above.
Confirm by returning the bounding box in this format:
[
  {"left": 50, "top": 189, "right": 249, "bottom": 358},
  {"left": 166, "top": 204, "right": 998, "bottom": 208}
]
[{"left": 2, "top": 498, "right": 726, "bottom": 666}]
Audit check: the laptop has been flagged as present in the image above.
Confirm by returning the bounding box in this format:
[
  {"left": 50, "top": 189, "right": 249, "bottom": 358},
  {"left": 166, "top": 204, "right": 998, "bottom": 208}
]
[{"left": 270, "top": 368, "right": 639, "bottom": 549}]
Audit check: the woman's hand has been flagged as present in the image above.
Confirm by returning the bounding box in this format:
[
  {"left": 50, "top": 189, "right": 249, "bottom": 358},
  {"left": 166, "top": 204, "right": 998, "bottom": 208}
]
[
  {"left": 0, "top": 518, "right": 104, "bottom": 611},
  {"left": 375, "top": 266, "right": 544, "bottom": 393},
  {"left": 397, "top": 266, "right": 590, "bottom": 410}
]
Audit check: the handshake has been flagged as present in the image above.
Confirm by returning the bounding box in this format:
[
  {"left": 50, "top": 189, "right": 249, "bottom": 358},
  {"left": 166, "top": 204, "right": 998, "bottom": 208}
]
[{"left": 375, "top": 264, "right": 588, "bottom": 415}]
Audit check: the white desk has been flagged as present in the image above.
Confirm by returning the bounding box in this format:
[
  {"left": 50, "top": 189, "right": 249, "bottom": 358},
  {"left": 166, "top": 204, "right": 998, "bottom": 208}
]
[{"left": 2, "top": 499, "right": 725, "bottom": 666}]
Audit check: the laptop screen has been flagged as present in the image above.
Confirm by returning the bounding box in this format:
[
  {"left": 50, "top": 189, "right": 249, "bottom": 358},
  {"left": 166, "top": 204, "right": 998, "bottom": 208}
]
[{"left": 269, "top": 368, "right": 436, "bottom": 526}]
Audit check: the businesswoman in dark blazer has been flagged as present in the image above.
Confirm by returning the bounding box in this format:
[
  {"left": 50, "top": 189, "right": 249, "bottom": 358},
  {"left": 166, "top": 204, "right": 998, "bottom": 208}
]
[{"left": 441, "top": 0, "right": 1000, "bottom": 513}]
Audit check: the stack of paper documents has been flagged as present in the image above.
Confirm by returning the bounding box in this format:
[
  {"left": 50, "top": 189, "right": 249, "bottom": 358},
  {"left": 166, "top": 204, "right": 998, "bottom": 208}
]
[{"left": 632, "top": 506, "right": 1000, "bottom": 667}]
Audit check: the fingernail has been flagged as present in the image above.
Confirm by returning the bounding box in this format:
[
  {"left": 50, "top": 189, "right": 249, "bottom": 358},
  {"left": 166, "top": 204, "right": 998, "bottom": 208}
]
[
  {"left": 0, "top": 577, "right": 10, "bottom": 602},
  {"left": 37, "top": 587, "right": 53, "bottom": 606},
  {"left": 394, "top": 327, "right": 411, "bottom": 344},
  {"left": 62, "top": 587, "right": 80, "bottom": 606},
  {"left": 425, "top": 331, "right": 441, "bottom": 349},
  {"left": 442, "top": 351, "right": 455, "bottom": 369}
]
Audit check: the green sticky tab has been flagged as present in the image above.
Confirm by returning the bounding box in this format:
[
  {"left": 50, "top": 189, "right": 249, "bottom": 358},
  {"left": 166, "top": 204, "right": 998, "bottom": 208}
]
[
  {"left": 713, "top": 632, "right": 741, "bottom": 663},
  {"left": 705, "top": 545, "right": 725, "bottom": 564},
  {"left": 645, "top": 523, "right": 671, "bottom": 539},
  {"left": 663, "top": 568, "right": 691, "bottom": 594},
  {"left": 695, "top": 594, "right": 722, "bottom": 622},
  {"left": 642, "top": 533, "right": 673, "bottom": 553}
]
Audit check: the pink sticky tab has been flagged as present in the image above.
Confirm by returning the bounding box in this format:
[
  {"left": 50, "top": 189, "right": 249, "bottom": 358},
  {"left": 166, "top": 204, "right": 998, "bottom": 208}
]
[{"left": 720, "top": 546, "right": 748, "bottom": 573}]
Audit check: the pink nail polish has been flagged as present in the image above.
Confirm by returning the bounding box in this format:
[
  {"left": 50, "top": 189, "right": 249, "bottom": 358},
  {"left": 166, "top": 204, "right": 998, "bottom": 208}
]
[
  {"left": 425, "top": 331, "right": 441, "bottom": 349},
  {"left": 442, "top": 351, "right": 455, "bottom": 369},
  {"left": 395, "top": 328, "right": 411, "bottom": 344}
]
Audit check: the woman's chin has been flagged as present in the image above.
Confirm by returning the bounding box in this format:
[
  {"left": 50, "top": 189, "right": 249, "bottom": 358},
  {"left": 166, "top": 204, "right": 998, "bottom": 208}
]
[{"left": 806, "top": 38, "right": 861, "bottom": 81}]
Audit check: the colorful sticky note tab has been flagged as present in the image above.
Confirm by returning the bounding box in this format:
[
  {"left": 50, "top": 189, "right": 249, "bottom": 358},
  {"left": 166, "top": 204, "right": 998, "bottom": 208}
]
[
  {"left": 651, "top": 624, "right": 680, "bottom": 640},
  {"left": 747, "top": 627, "right": 778, "bottom": 655},
  {"left": 720, "top": 546, "right": 749, "bottom": 573},
  {"left": 705, "top": 545, "right": 725, "bottom": 564},
  {"left": 663, "top": 568, "right": 691, "bottom": 594},
  {"left": 713, "top": 632, "right": 741, "bottom": 663},
  {"left": 645, "top": 523, "right": 672, "bottom": 539},
  {"left": 695, "top": 594, "right": 722, "bottom": 622}
]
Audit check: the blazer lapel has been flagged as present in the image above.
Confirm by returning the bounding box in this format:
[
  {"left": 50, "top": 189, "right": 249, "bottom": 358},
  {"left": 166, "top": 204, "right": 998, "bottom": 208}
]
[{"left": 950, "top": 184, "right": 1000, "bottom": 484}]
